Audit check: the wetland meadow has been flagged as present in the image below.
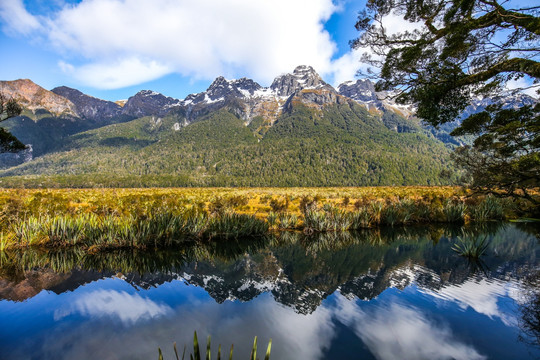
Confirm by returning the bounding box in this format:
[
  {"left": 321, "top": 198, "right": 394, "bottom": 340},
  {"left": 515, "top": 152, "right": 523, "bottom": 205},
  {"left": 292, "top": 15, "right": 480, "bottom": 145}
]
[{"left": 0, "top": 187, "right": 539, "bottom": 359}]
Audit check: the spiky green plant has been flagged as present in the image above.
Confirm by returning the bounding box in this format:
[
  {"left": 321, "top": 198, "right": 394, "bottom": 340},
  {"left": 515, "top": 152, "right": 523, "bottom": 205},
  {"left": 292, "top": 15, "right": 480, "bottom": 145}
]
[
  {"left": 444, "top": 201, "right": 466, "bottom": 223},
  {"left": 452, "top": 235, "right": 490, "bottom": 258},
  {"left": 205, "top": 213, "right": 268, "bottom": 240},
  {"left": 159, "top": 332, "right": 271, "bottom": 360},
  {"left": 45, "top": 215, "right": 86, "bottom": 245},
  {"left": 350, "top": 207, "right": 371, "bottom": 229},
  {"left": 469, "top": 195, "right": 505, "bottom": 221},
  {"left": 370, "top": 202, "right": 384, "bottom": 225},
  {"left": 303, "top": 209, "right": 329, "bottom": 232},
  {"left": 381, "top": 203, "right": 400, "bottom": 227},
  {"left": 303, "top": 205, "right": 354, "bottom": 233},
  {"left": 266, "top": 212, "right": 278, "bottom": 229},
  {"left": 0, "top": 233, "right": 9, "bottom": 251},
  {"left": 277, "top": 213, "right": 297, "bottom": 230},
  {"left": 12, "top": 216, "right": 43, "bottom": 246}
]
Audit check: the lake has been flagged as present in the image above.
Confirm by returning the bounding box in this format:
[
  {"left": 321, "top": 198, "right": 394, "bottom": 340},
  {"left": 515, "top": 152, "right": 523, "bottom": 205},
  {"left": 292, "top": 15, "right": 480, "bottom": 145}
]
[{"left": 0, "top": 222, "right": 538, "bottom": 359}]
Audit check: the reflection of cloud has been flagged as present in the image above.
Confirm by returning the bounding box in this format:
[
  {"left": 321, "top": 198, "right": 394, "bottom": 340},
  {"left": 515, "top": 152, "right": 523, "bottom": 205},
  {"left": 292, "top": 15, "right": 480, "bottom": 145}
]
[
  {"left": 421, "top": 278, "right": 521, "bottom": 326},
  {"left": 33, "top": 290, "right": 335, "bottom": 360},
  {"left": 54, "top": 289, "right": 172, "bottom": 325},
  {"left": 334, "top": 294, "right": 486, "bottom": 360}
]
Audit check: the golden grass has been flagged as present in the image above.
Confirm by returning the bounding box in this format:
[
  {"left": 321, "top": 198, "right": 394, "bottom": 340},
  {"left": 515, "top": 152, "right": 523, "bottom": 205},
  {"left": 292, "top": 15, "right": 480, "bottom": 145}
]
[
  {"left": 0, "top": 186, "right": 465, "bottom": 219},
  {"left": 1, "top": 186, "right": 519, "bottom": 251}
]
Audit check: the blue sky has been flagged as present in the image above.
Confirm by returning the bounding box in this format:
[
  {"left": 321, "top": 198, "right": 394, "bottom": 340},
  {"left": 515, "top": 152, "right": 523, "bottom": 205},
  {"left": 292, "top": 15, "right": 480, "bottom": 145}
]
[{"left": 0, "top": 0, "right": 366, "bottom": 101}]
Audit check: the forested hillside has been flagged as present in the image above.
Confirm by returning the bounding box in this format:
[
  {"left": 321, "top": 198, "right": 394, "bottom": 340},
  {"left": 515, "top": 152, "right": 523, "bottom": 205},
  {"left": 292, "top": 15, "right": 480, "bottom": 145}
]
[{"left": 0, "top": 100, "right": 454, "bottom": 187}]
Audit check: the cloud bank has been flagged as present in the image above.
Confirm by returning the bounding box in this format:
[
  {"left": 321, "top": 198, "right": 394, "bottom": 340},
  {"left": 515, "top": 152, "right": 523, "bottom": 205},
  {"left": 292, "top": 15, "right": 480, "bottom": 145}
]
[{"left": 1, "top": 0, "right": 360, "bottom": 89}]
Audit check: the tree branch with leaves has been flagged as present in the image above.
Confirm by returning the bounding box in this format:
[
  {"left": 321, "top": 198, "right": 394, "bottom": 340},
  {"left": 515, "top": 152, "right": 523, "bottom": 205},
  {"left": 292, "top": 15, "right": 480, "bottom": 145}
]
[
  {"left": 353, "top": 0, "right": 540, "bottom": 208},
  {"left": 0, "top": 93, "right": 26, "bottom": 152}
]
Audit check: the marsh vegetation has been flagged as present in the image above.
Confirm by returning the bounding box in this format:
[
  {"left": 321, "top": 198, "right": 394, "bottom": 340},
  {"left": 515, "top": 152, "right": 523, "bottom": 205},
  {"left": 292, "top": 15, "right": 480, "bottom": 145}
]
[{"left": 0, "top": 186, "right": 526, "bottom": 252}]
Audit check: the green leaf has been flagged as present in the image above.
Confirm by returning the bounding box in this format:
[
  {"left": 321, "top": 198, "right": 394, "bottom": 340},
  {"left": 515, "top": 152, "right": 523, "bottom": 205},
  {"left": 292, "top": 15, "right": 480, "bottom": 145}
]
[
  {"left": 193, "top": 331, "right": 200, "bottom": 360},
  {"left": 206, "top": 335, "right": 211, "bottom": 360},
  {"left": 265, "top": 339, "right": 272, "bottom": 360},
  {"left": 250, "top": 336, "right": 257, "bottom": 360},
  {"left": 174, "top": 342, "right": 180, "bottom": 360}
]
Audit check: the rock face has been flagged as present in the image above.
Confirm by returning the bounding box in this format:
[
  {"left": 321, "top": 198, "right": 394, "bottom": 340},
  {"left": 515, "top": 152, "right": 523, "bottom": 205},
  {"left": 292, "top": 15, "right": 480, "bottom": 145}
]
[
  {"left": 187, "top": 76, "right": 263, "bottom": 103},
  {"left": 338, "top": 79, "right": 379, "bottom": 103},
  {"left": 122, "top": 90, "right": 182, "bottom": 118},
  {"left": 51, "top": 86, "right": 123, "bottom": 122},
  {"left": 3, "top": 66, "right": 536, "bottom": 137},
  {"left": 337, "top": 79, "right": 416, "bottom": 116},
  {"left": 270, "top": 65, "right": 333, "bottom": 97},
  {"left": 461, "top": 93, "right": 537, "bottom": 119},
  {"left": 179, "top": 65, "right": 344, "bottom": 124},
  {"left": 0, "top": 79, "right": 77, "bottom": 117}
]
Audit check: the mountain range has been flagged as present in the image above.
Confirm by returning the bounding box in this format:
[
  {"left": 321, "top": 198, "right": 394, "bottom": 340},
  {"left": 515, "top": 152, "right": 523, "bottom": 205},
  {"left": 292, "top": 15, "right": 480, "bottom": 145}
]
[{"left": 0, "top": 65, "right": 534, "bottom": 187}]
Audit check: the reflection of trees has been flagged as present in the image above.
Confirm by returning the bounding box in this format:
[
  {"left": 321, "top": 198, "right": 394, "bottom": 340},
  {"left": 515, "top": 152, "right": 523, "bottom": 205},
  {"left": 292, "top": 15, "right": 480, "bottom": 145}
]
[
  {"left": 0, "top": 222, "right": 538, "bottom": 312},
  {"left": 518, "top": 270, "right": 540, "bottom": 348},
  {"left": 0, "top": 236, "right": 271, "bottom": 276}
]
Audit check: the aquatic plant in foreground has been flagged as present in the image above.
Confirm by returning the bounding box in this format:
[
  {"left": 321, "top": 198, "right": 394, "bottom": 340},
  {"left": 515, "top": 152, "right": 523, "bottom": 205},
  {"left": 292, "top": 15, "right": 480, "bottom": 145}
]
[
  {"left": 158, "top": 332, "right": 271, "bottom": 360},
  {"left": 452, "top": 235, "right": 490, "bottom": 258}
]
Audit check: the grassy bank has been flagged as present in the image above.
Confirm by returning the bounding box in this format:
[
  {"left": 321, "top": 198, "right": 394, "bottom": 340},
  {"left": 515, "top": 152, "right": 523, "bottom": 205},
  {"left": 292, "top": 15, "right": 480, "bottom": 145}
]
[{"left": 0, "top": 187, "right": 523, "bottom": 250}]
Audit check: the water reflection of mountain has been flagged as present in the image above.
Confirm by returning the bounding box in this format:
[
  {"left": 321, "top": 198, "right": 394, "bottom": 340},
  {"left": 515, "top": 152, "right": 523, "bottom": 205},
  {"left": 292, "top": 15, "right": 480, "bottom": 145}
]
[{"left": 0, "top": 223, "right": 538, "bottom": 314}]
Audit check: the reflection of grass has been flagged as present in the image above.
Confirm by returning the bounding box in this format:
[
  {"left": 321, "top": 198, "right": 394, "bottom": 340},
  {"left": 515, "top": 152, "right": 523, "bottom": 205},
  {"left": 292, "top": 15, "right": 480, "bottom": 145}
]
[
  {"left": 158, "top": 332, "right": 271, "bottom": 360},
  {"left": 0, "top": 235, "right": 273, "bottom": 275},
  {"left": 0, "top": 222, "right": 508, "bottom": 277}
]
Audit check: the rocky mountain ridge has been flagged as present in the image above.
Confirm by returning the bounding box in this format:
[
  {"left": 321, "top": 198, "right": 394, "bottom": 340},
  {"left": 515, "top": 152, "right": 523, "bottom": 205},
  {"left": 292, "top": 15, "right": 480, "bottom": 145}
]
[
  {"left": 51, "top": 86, "right": 123, "bottom": 123},
  {"left": 0, "top": 66, "right": 536, "bottom": 179},
  {"left": 2, "top": 66, "right": 536, "bottom": 128},
  {"left": 0, "top": 79, "right": 78, "bottom": 117}
]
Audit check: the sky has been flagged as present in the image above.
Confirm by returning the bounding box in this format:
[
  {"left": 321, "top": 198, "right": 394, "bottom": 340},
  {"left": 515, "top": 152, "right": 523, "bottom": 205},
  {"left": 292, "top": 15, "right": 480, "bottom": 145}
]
[{"left": 0, "top": 0, "right": 368, "bottom": 101}]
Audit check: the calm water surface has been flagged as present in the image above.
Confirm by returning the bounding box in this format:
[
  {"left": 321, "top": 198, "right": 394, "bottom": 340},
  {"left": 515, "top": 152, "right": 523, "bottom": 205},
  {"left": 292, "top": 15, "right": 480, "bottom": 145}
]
[{"left": 0, "top": 223, "right": 539, "bottom": 360}]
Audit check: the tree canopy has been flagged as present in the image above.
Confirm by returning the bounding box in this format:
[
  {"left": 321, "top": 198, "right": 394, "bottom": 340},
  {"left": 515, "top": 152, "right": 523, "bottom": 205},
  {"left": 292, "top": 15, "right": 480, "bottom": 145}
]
[
  {"left": 353, "top": 0, "right": 539, "bottom": 206},
  {"left": 0, "top": 93, "right": 25, "bottom": 152}
]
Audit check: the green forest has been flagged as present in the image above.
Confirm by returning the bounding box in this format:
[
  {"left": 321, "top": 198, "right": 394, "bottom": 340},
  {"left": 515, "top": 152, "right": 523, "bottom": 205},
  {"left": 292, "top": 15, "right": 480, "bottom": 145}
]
[{"left": 0, "top": 101, "right": 456, "bottom": 187}]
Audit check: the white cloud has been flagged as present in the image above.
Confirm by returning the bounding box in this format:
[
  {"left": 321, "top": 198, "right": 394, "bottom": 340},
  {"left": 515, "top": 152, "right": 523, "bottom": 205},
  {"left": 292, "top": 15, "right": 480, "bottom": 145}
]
[
  {"left": 334, "top": 295, "right": 487, "bottom": 360},
  {"left": 421, "top": 277, "right": 521, "bottom": 327},
  {"left": 331, "top": 49, "right": 365, "bottom": 87},
  {"left": 60, "top": 57, "right": 172, "bottom": 89},
  {"left": 2, "top": 0, "right": 347, "bottom": 89},
  {"left": 506, "top": 76, "right": 539, "bottom": 98},
  {"left": 41, "top": 291, "right": 335, "bottom": 360},
  {"left": 54, "top": 289, "right": 172, "bottom": 325},
  {"left": 329, "top": 11, "right": 423, "bottom": 87},
  {"left": 0, "top": 0, "right": 42, "bottom": 35},
  {"left": 381, "top": 12, "right": 423, "bottom": 36}
]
